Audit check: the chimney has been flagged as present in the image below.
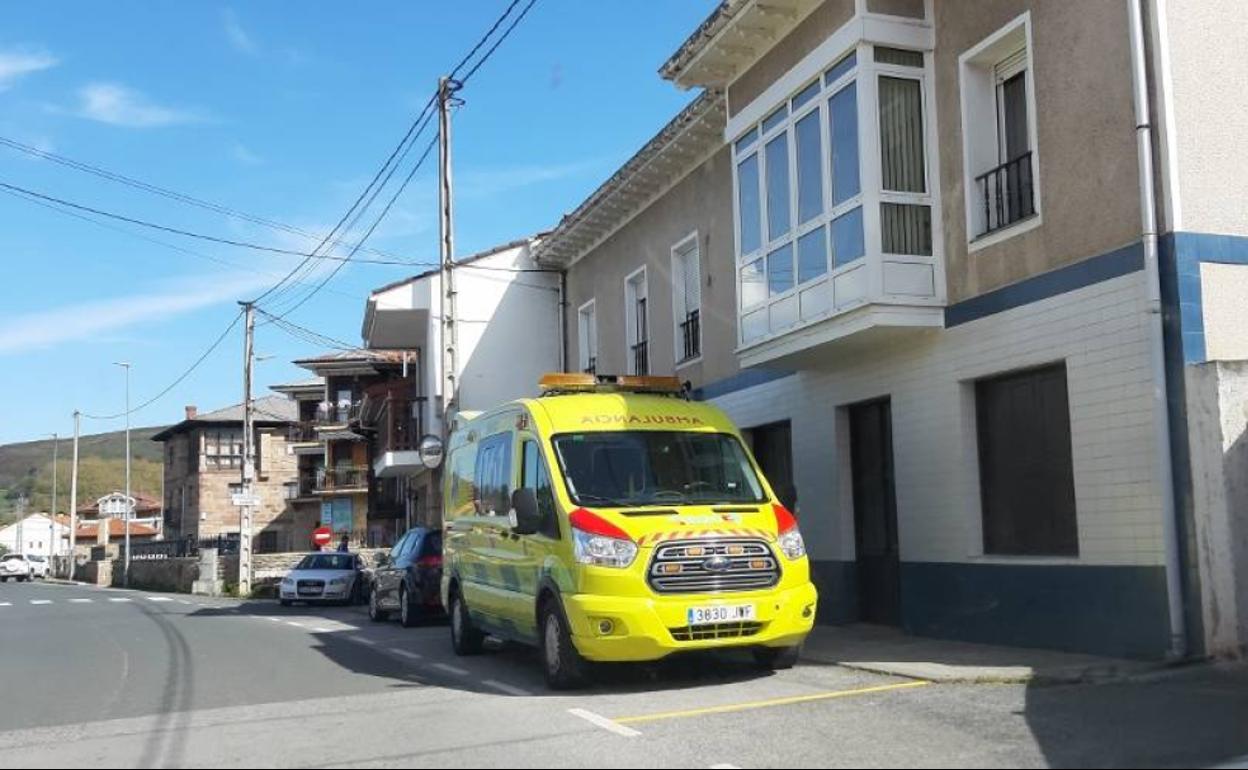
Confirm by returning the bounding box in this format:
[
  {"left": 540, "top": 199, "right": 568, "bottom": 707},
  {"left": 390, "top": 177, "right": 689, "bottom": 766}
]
[{"left": 185, "top": 405, "right": 198, "bottom": 420}]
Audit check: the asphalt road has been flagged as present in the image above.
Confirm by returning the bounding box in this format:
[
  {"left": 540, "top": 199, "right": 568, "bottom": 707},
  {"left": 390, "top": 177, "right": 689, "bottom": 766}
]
[{"left": 1, "top": 579, "right": 1246, "bottom": 769}]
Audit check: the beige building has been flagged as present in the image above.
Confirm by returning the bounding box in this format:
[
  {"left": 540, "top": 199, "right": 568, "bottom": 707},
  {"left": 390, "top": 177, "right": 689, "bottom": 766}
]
[
  {"left": 534, "top": 0, "right": 1248, "bottom": 659},
  {"left": 154, "top": 396, "right": 319, "bottom": 553}
]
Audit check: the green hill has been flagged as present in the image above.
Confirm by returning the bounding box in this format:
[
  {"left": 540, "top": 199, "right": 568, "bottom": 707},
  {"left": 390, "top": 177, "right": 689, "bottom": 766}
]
[{"left": 0, "top": 428, "right": 166, "bottom": 522}]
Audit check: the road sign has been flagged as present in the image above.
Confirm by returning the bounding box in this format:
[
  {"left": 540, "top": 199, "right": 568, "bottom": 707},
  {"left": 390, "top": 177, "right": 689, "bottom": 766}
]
[
  {"left": 231, "top": 493, "right": 260, "bottom": 507},
  {"left": 312, "top": 527, "right": 333, "bottom": 548}
]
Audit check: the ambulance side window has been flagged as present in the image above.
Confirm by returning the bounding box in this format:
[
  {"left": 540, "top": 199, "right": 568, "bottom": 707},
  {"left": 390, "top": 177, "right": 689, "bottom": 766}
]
[
  {"left": 474, "top": 433, "right": 513, "bottom": 516},
  {"left": 521, "top": 439, "right": 560, "bottom": 539}
]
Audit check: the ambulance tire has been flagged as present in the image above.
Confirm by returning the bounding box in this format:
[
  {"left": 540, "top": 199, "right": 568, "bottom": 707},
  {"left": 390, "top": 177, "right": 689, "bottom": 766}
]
[
  {"left": 752, "top": 645, "right": 801, "bottom": 671},
  {"left": 449, "top": 587, "right": 485, "bottom": 655},
  {"left": 539, "top": 598, "right": 588, "bottom": 690}
]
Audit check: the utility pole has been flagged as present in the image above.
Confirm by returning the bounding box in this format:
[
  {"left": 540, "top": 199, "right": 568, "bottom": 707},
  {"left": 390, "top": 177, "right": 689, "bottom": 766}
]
[
  {"left": 114, "top": 362, "right": 132, "bottom": 587},
  {"left": 49, "top": 433, "right": 58, "bottom": 560},
  {"left": 16, "top": 495, "right": 26, "bottom": 555},
  {"left": 438, "top": 76, "right": 461, "bottom": 429},
  {"left": 69, "top": 411, "right": 80, "bottom": 577},
  {"left": 238, "top": 301, "right": 256, "bottom": 596}
]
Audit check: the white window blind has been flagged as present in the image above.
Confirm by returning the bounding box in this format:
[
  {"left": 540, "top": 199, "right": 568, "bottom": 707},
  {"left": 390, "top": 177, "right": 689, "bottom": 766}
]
[{"left": 672, "top": 237, "right": 702, "bottom": 362}]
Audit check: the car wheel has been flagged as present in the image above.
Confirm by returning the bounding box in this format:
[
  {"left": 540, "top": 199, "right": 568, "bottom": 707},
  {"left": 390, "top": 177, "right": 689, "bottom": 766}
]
[
  {"left": 399, "top": 585, "right": 420, "bottom": 628},
  {"left": 368, "top": 584, "right": 389, "bottom": 622},
  {"left": 539, "top": 597, "right": 588, "bottom": 690},
  {"left": 752, "top": 645, "right": 801, "bottom": 671},
  {"left": 449, "top": 588, "right": 484, "bottom": 656}
]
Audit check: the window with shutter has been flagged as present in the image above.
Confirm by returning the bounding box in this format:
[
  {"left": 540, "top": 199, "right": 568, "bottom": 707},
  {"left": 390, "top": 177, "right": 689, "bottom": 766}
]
[{"left": 672, "top": 234, "right": 702, "bottom": 363}]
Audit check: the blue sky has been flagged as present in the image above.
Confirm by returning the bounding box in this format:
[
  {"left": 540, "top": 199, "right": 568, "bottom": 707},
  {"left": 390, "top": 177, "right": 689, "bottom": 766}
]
[{"left": 0, "top": 1, "right": 715, "bottom": 444}]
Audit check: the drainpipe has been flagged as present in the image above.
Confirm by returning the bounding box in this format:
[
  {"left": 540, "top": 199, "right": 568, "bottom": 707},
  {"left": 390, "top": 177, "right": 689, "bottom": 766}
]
[{"left": 1128, "top": 0, "right": 1187, "bottom": 660}]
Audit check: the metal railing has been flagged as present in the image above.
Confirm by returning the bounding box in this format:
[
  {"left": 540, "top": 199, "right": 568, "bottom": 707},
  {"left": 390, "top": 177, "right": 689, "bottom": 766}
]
[
  {"left": 319, "top": 466, "right": 369, "bottom": 492},
  {"left": 583, "top": 356, "right": 597, "bottom": 375},
  {"left": 287, "top": 422, "right": 319, "bottom": 443},
  {"left": 679, "top": 310, "right": 701, "bottom": 362},
  {"left": 631, "top": 340, "right": 649, "bottom": 376},
  {"left": 975, "top": 151, "right": 1035, "bottom": 237}
]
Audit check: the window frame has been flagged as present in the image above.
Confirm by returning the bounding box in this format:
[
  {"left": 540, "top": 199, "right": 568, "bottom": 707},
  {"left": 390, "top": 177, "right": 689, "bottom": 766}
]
[
  {"left": 670, "top": 231, "right": 703, "bottom": 368},
  {"left": 577, "top": 298, "right": 597, "bottom": 374},
  {"left": 959, "top": 11, "right": 1043, "bottom": 251},
  {"left": 623, "top": 265, "right": 650, "bottom": 376}
]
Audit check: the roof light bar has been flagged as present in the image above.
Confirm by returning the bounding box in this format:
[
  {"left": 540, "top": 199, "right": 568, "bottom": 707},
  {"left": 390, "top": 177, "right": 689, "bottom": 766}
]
[{"left": 538, "top": 373, "right": 685, "bottom": 396}]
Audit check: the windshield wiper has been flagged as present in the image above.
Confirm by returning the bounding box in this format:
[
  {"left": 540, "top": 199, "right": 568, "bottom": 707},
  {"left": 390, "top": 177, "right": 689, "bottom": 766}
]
[{"left": 575, "top": 493, "right": 628, "bottom": 508}]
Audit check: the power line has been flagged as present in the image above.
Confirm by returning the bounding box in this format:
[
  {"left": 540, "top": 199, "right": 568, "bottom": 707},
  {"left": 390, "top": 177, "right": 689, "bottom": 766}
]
[
  {"left": 0, "top": 180, "right": 437, "bottom": 267},
  {"left": 0, "top": 135, "right": 415, "bottom": 264},
  {"left": 264, "top": 130, "right": 440, "bottom": 322},
  {"left": 81, "top": 310, "right": 245, "bottom": 421},
  {"left": 0, "top": 186, "right": 368, "bottom": 302},
  {"left": 254, "top": 0, "right": 542, "bottom": 314}
]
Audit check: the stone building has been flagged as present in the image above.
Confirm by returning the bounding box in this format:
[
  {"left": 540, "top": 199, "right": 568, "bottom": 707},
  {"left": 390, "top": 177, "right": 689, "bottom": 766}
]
[{"left": 153, "top": 395, "right": 319, "bottom": 553}]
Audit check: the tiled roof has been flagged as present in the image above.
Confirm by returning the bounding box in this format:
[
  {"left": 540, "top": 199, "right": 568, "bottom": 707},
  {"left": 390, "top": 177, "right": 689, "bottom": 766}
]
[
  {"left": 75, "top": 520, "right": 159, "bottom": 538},
  {"left": 150, "top": 395, "right": 297, "bottom": 441}
]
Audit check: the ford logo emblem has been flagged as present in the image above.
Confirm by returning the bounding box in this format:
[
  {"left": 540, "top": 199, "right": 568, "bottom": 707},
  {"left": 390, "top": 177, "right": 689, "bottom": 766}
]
[{"left": 703, "top": 555, "right": 731, "bottom": 573}]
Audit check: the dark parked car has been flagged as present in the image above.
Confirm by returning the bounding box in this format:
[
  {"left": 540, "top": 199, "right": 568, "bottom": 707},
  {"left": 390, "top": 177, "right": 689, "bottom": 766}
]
[{"left": 368, "top": 527, "right": 443, "bottom": 627}]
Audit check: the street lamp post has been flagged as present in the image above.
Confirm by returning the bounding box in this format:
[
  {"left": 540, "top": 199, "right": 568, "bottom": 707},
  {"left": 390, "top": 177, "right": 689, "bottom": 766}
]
[
  {"left": 49, "top": 433, "right": 58, "bottom": 561},
  {"left": 114, "top": 362, "right": 132, "bottom": 588}
]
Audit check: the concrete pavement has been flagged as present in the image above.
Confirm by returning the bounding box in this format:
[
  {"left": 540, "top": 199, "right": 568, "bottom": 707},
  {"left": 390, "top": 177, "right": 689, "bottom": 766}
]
[{"left": 2, "top": 579, "right": 1246, "bottom": 768}]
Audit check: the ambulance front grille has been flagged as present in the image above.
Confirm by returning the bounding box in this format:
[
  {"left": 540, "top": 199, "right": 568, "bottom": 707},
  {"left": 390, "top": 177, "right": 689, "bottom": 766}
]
[
  {"left": 669, "top": 621, "right": 765, "bottom": 642},
  {"left": 647, "top": 538, "right": 779, "bottom": 594}
]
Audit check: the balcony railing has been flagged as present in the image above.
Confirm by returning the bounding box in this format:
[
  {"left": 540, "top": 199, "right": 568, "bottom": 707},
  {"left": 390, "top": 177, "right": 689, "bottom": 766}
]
[
  {"left": 679, "top": 309, "right": 701, "bottom": 363},
  {"left": 976, "top": 151, "right": 1035, "bottom": 237},
  {"left": 358, "top": 383, "right": 422, "bottom": 453},
  {"left": 287, "top": 422, "right": 319, "bottom": 443},
  {"left": 296, "top": 469, "right": 322, "bottom": 498},
  {"left": 631, "top": 340, "right": 649, "bottom": 376},
  {"left": 315, "top": 404, "right": 357, "bottom": 426},
  {"left": 318, "top": 466, "right": 369, "bottom": 492}
]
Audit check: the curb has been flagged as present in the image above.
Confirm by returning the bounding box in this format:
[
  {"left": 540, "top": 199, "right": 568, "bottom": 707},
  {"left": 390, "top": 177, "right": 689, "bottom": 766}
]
[{"left": 801, "top": 652, "right": 1180, "bottom": 686}]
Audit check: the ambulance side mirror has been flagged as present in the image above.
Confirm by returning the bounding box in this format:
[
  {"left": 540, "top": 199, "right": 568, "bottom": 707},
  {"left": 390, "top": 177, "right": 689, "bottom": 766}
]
[{"left": 510, "top": 489, "right": 540, "bottom": 536}]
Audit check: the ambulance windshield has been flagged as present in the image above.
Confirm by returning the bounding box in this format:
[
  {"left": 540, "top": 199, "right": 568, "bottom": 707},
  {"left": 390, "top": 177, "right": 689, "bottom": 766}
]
[{"left": 552, "top": 431, "right": 767, "bottom": 508}]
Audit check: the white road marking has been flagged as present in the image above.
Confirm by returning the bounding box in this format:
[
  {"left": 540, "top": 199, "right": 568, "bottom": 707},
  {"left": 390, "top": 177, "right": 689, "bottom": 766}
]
[
  {"left": 266, "top": 617, "right": 283, "bottom": 622},
  {"left": 0, "top": 602, "right": 13, "bottom": 607},
  {"left": 148, "top": 597, "right": 173, "bottom": 602},
  {"left": 69, "top": 598, "right": 93, "bottom": 603},
  {"left": 483, "top": 679, "right": 533, "bottom": 697},
  {"left": 30, "top": 600, "right": 53, "bottom": 605},
  {"left": 387, "top": 648, "right": 422, "bottom": 661},
  {"left": 311, "top": 628, "right": 335, "bottom": 634},
  {"left": 567, "top": 708, "right": 642, "bottom": 738},
  {"left": 710, "top": 765, "right": 741, "bottom": 769},
  {"left": 109, "top": 598, "right": 132, "bottom": 603},
  {"left": 286, "top": 621, "right": 305, "bottom": 628},
  {"left": 348, "top": 636, "right": 377, "bottom": 647},
  {"left": 177, "top": 599, "right": 192, "bottom": 605},
  {"left": 431, "top": 663, "right": 469, "bottom": 676}
]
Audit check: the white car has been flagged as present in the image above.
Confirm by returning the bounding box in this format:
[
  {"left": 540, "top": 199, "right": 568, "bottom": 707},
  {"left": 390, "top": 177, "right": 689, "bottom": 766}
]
[
  {"left": 26, "top": 555, "right": 50, "bottom": 579},
  {"left": 279, "top": 552, "right": 363, "bottom": 606},
  {"left": 0, "top": 554, "right": 34, "bottom": 582}
]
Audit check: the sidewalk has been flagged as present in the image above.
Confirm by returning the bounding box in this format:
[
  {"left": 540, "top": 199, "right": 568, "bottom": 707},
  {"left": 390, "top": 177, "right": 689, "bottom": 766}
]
[{"left": 801, "top": 623, "right": 1168, "bottom": 684}]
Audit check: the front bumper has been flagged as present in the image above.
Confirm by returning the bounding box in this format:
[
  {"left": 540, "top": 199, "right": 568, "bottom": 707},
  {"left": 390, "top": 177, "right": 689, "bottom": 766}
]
[
  {"left": 280, "top": 585, "right": 352, "bottom": 601},
  {"left": 562, "top": 580, "right": 818, "bottom": 663}
]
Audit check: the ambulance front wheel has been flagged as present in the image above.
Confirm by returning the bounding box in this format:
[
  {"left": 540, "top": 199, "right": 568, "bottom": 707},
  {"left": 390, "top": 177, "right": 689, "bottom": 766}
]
[{"left": 540, "top": 598, "right": 588, "bottom": 690}]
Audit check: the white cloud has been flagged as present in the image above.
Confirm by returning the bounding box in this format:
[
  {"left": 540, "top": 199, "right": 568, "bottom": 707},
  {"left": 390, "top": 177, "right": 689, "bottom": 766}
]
[
  {"left": 0, "top": 47, "right": 58, "bottom": 91},
  {"left": 458, "top": 158, "right": 604, "bottom": 199},
  {"left": 73, "top": 82, "right": 203, "bottom": 128},
  {"left": 231, "top": 143, "right": 263, "bottom": 165},
  {"left": 222, "top": 9, "right": 258, "bottom": 55},
  {"left": 0, "top": 273, "right": 269, "bottom": 355}
]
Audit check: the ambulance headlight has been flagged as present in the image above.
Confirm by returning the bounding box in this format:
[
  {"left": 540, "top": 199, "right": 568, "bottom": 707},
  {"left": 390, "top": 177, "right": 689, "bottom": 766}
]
[
  {"left": 573, "top": 530, "right": 638, "bottom": 568},
  {"left": 569, "top": 508, "right": 637, "bottom": 568},
  {"left": 778, "top": 529, "right": 806, "bottom": 561}
]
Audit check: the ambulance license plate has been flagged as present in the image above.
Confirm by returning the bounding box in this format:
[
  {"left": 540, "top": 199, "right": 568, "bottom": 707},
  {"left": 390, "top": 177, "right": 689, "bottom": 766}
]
[{"left": 687, "top": 603, "right": 755, "bottom": 626}]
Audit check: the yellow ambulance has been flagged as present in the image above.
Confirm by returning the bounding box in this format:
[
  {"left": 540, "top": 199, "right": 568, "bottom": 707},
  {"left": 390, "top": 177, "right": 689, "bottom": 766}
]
[{"left": 440, "top": 374, "right": 818, "bottom": 688}]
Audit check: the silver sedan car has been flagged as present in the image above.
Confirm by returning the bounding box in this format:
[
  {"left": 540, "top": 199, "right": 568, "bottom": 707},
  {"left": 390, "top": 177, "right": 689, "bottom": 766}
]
[{"left": 278, "top": 552, "right": 363, "bottom": 606}]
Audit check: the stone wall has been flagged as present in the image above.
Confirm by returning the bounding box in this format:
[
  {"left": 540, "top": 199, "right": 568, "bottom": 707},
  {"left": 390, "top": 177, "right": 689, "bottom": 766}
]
[{"left": 113, "top": 557, "right": 200, "bottom": 593}]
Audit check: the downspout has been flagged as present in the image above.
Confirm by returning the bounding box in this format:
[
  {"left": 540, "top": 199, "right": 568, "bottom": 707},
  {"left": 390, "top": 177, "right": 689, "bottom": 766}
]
[
  {"left": 558, "top": 268, "right": 568, "bottom": 373},
  {"left": 1128, "top": 0, "right": 1187, "bottom": 660}
]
